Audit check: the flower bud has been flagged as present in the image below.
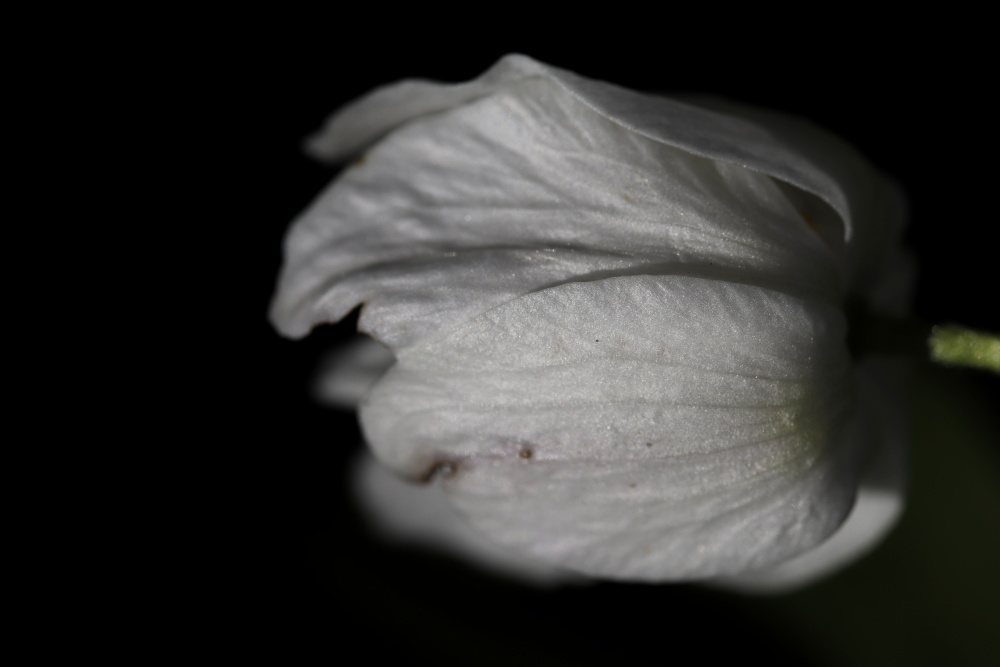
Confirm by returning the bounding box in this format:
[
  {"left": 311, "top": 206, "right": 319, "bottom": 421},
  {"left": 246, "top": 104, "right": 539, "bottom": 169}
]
[{"left": 271, "top": 55, "right": 911, "bottom": 589}]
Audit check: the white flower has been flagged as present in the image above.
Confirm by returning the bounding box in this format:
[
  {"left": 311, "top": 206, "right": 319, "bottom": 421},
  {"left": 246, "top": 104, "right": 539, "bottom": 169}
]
[{"left": 270, "top": 55, "right": 912, "bottom": 591}]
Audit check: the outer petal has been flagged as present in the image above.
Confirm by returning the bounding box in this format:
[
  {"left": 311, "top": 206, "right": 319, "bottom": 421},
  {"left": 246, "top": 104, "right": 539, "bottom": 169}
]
[
  {"left": 306, "top": 54, "right": 878, "bottom": 246},
  {"left": 360, "top": 276, "right": 858, "bottom": 580},
  {"left": 270, "top": 58, "right": 848, "bottom": 348}
]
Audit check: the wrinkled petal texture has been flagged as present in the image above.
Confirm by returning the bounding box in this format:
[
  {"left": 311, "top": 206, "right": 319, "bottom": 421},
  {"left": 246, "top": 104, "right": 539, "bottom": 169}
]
[
  {"left": 270, "top": 55, "right": 907, "bottom": 582},
  {"left": 272, "top": 56, "right": 900, "bottom": 348},
  {"left": 362, "top": 276, "right": 858, "bottom": 579}
]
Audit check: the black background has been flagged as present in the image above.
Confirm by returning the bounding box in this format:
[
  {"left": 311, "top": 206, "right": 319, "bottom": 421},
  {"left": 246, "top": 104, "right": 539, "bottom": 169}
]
[{"left": 183, "top": 16, "right": 998, "bottom": 664}]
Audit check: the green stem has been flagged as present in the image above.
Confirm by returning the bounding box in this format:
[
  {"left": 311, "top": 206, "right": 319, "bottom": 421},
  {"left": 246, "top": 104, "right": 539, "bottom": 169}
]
[
  {"left": 847, "top": 302, "right": 999, "bottom": 374},
  {"left": 929, "top": 325, "right": 1000, "bottom": 373}
]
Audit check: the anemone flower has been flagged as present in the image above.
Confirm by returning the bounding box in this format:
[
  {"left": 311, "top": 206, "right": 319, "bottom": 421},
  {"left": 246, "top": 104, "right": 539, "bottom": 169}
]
[{"left": 270, "top": 55, "right": 912, "bottom": 591}]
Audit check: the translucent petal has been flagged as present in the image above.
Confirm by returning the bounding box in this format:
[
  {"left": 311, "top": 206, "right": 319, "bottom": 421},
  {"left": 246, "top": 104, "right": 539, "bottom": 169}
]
[
  {"left": 300, "top": 54, "right": 901, "bottom": 301},
  {"left": 272, "top": 72, "right": 844, "bottom": 347},
  {"left": 306, "top": 55, "right": 880, "bottom": 244},
  {"left": 360, "top": 276, "right": 859, "bottom": 580}
]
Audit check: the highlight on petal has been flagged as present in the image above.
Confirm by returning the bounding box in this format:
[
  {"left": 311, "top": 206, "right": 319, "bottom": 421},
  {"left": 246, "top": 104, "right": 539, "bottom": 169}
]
[
  {"left": 360, "top": 276, "right": 859, "bottom": 580},
  {"left": 305, "top": 54, "right": 881, "bottom": 242},
  {"left": 271, "top": 64, "right": 850, "bottom": 348},
  {"left": 299, "top": 53, "right": 904, "bottom": 304}
]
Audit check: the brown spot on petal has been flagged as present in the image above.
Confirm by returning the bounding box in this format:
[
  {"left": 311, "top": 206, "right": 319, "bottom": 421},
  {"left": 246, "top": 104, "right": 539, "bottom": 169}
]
[
  {"left": 518, "top": 447, "right": 534, "bottom": 460},
  {"left": 416, "top": 459, "right": 459, "bottom": 483}
]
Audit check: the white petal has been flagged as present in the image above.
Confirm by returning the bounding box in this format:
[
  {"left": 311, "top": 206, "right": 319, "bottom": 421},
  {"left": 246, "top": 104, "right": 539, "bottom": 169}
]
[
  {"left": 351, "top": 450, "right": 583, "bottom": 586},
  {"left": 306, "top": 55, "right": 877, "bottom": 245},
  {"left": 312, "top": 336, "right": 394, "bottom": 409},
  {"left": 303, "top": 56, "right": 547, "bottom": 162},
  {"left": 713, "top": 357, "right": 908, "bottom": 593},
  {"left": 302, "top": 54, "right": 901, "bottom": 296},
  {"left": 272, "top": 63, "right": 845, "bottom": 347},
  {"left": 360, "top": 276, "right": 859, "bottom": 580}
]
